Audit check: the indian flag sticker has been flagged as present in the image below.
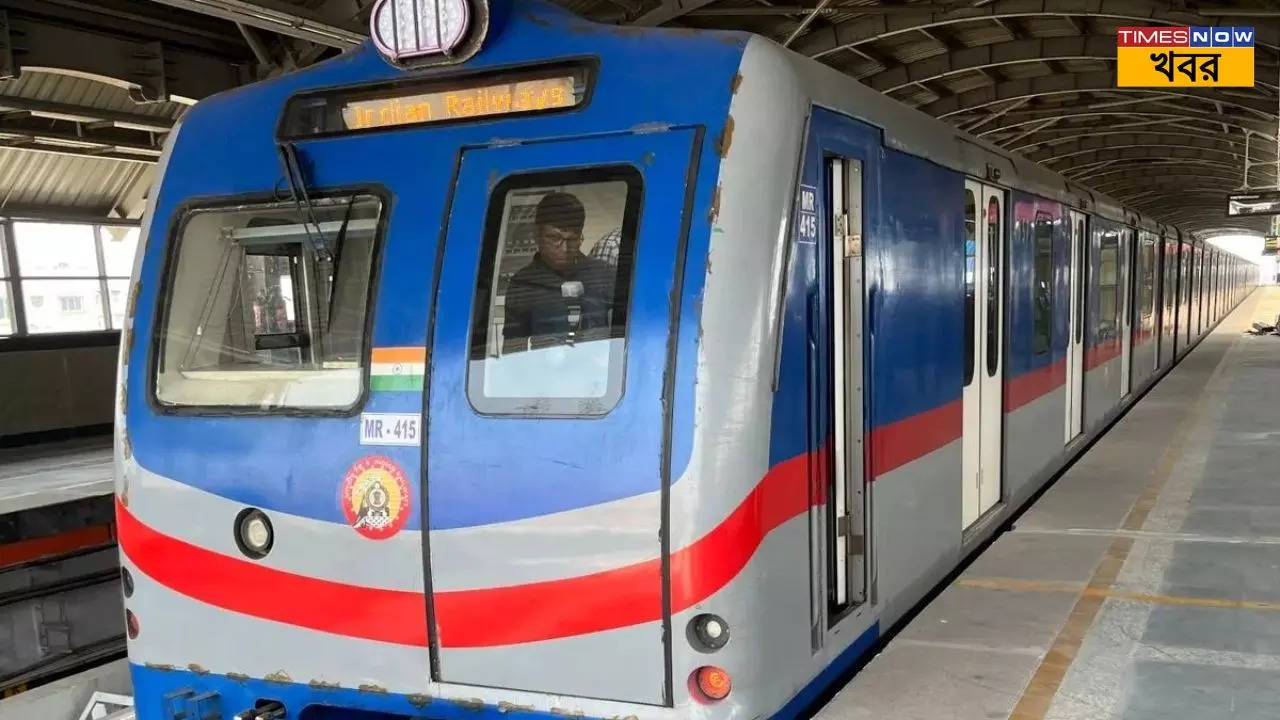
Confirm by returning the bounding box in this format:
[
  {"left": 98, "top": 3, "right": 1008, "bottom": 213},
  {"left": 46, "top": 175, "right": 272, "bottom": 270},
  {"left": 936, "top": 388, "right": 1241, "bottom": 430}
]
[{"left": 370, "top": 347, "right": 426, "bottom": 392}]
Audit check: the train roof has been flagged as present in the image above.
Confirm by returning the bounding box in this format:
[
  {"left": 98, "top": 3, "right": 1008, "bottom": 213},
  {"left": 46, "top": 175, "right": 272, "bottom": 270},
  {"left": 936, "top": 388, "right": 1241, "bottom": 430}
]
[{"left": 174, "top": 0, "right": 1251, "bottom": 261}]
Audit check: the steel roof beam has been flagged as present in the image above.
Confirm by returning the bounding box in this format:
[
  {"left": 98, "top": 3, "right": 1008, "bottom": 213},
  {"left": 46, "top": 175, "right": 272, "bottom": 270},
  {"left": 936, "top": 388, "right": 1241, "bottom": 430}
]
[
  {"left": 851, "top": 35, "right": 1115, "bottom": 93},
  {"left": 0, "top": 141, "right": 156, "bottom": 164},
  {"left": 0, "top": 97, "right": 174, "bottom": 133},
  {"left": 1079, "top": 160, "right": 1269, "bottom": 184},
  {"left": 1091, "top": 175, "right": 1243, "bottom": 196},
  {"left": 0, "top": 126, "right": 161, "bottom": 157},
  {"left": 793, "top": 0, "right": 1280, "bottom": 58},
  {"left": 141, "top": 0, "right": 363, "bottom": 48},
  {"left": 1018, "top": 131, "right": 1273, "bottom": 160},
  {"left": 1051, "top": 146, "right": 1278, "bottom": 178},
  {"left": 1047, "top": 144, "right": 1245, "bottom": 166},
  {"left": 1, "top": 0, "right": 248, "bottom": 56},
  {"left": 920, "top": 71, "right": 1277, "bottom": 121},
  {"left": 1066, "top": 157, "right": 1272, "bottom": 183},
  {"left": 2, "top": 10, "right": 247, "bottom": 101},
  {"left": 632, "top": 0, "right": 721, "bottom": 25},
  {"left": 979, "top": 110, "right": 1276, "bottom": 140}
]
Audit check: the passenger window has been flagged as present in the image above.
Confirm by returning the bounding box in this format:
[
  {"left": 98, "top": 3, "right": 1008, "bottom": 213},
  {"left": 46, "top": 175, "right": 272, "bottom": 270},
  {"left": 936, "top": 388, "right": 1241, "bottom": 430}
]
[
  {"left": 468, "top": 167, "right": 641, "bottom": 416},
  {"left": 1140, "top": 236, "right": 1155, "bottom": 320},
  {"left": 155, "top": 194, "right": 382, "bottom": 410},
  {"left": 1032, "top": 212, "right": 1053, "bottom": 355},
  {"left": 1099, "top": 233, "right": 1119, "bottom": 340},
  {"left": 963, "top": 190, "right": 976, "bottom": 386}
]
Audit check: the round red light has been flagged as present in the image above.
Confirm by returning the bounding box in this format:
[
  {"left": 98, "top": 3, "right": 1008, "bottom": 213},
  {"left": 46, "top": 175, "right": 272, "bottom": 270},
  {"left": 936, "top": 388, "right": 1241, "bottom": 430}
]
[
  {"left": 126, "top": 609, "right": 140, "bottom": 639},
  {"left": 693, "top": 665, "right": 731, "bottom": 702}
]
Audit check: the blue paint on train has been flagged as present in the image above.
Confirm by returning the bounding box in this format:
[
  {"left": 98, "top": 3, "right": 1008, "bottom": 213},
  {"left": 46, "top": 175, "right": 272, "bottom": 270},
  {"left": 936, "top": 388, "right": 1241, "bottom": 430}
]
[
  {"left": 129, "top": 624, "right": 882, "bottom": 720},
  {"left": 131, "top": 664, "right": 599, "bottom": 720},
  {"left": 125, "top": 0, "right": 746, "bottom": 528},
  {"left": 869, "top": 147, "right": 965, "bottom": 425},
  {"left": 770, "top": 622, "right": 880, "bottom": 719}
]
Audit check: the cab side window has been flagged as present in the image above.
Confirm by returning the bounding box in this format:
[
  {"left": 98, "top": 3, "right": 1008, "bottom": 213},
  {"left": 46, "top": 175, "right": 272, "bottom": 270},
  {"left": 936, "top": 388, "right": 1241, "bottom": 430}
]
[{"left": 468, "top": 167, "right": 642, "bottom": 416}]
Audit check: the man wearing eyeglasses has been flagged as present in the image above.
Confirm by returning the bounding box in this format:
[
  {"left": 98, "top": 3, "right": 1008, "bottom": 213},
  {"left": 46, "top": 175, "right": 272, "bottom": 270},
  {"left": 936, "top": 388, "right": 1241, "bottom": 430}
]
[{"left": 502, "top": 191, "right": 617, "bottom": 352}]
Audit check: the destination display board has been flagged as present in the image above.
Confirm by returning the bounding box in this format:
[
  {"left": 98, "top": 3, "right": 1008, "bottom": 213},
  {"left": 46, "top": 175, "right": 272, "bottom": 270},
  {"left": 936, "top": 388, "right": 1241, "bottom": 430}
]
[
  {"left": 1226, "top": 191, "right": 1280, "bottom": 217},
  {"left": 279, "top": 63, "right": 590, "bottom": 139},
  {"left": 1117, "top": 26, "right": 1255, "bottom": 87},
  {"left": 342, "top": 76, "right": 576, "bottom": 131}
]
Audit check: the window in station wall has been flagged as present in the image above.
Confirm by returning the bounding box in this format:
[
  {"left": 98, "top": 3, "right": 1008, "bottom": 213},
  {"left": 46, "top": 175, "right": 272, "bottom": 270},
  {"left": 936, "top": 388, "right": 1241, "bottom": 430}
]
[
  {"left": 0, "top": 228, "right": 12, "bottom": 336},
  {"left": 6, "top": 221, "right": 139, "bottom": 336}
]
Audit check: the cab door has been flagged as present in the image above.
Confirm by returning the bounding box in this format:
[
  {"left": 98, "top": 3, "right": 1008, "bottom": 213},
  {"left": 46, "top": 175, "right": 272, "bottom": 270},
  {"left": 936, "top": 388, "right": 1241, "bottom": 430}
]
[
  {"left": 424, "top": 129, "right": 698, "bottom": 704},
  {"left": 962, "top": 179, "right": 1004, "bottom": 528},
  {"left": 1065, "top": 210, "right": 1087, "bottom": 442}
]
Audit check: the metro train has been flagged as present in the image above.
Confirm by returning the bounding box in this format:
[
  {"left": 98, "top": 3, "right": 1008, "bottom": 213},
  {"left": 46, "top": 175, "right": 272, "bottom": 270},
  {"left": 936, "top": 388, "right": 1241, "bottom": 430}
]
[{"left": 113, "top": 0, "right": 1257, "bottom": 718}]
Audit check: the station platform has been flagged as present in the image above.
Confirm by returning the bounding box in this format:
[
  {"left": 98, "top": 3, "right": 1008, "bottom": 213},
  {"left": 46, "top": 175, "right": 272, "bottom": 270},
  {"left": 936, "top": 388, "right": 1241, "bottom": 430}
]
[
  {"left": 817, "top": 286, "right": 1280, "bottom": 720},
  {"left": 0, "top": 437, "right": 113, "bottom": 515}
]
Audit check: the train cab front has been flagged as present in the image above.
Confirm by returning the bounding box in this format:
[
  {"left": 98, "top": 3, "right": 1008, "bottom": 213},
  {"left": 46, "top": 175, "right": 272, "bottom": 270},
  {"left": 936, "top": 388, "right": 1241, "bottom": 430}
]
[{"left": 114, "top": 0, "right": 747, "bottom": 718}]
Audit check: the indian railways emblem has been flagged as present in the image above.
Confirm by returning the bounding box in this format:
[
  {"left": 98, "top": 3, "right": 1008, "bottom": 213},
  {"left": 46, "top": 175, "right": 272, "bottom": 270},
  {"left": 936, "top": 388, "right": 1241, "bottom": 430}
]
[{"left": 340, "top": 456, "right": 411, "bottom": 540}]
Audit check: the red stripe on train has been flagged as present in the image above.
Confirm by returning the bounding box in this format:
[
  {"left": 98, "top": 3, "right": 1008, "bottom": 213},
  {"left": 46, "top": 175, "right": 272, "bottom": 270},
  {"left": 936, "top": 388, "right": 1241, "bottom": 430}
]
[
  {"left": 438, "top": 450, "right": 818, "bottom": 647},
  {"left": 1084, "top": 340, "right": 1122, "bottom": 371},
  {"left": 116, "top": 453, "right": 818, "bottom": 648},
  {"left": 117, "top": 405, "right": 963, "bottom": 647},
  {"left": 1004, "top": 359, "right": 1066, "bottom": 412},
  {"left": 868, "top": 400, "right": 962, "bottom": 476},
  {"left": 117, "top": 498, "right": 429, "bottom": 646}
]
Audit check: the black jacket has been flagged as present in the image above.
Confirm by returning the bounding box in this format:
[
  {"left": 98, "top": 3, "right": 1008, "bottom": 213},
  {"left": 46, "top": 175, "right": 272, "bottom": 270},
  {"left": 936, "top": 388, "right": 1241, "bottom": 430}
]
[{"left": 502, "top": 252, "right": 616, "bottom": 348}]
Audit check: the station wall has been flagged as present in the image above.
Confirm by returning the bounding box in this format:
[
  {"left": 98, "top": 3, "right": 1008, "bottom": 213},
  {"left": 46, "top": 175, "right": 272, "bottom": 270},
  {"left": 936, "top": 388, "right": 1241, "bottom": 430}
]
[{"left": 0, "top": 338, "right": 116, "bottom": 441}]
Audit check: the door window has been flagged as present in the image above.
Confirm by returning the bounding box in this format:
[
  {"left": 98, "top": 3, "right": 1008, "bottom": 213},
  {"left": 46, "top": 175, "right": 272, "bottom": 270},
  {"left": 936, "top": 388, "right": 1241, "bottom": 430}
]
[{"left": 467, "top": 167, "right": 642, "bottom": 416}]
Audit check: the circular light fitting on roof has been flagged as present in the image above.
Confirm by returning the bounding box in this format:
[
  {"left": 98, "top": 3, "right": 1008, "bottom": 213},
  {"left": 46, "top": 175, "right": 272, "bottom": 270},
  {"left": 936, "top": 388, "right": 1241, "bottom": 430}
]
[{"left": 371, "top": 0, "right": 471, "bottom": 61}]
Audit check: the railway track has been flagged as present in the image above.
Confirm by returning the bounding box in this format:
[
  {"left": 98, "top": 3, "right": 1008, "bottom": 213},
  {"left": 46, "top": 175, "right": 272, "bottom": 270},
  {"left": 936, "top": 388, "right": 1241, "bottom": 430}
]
[{"left": 0, "top": 494, "right": 125, "bottom": 699}]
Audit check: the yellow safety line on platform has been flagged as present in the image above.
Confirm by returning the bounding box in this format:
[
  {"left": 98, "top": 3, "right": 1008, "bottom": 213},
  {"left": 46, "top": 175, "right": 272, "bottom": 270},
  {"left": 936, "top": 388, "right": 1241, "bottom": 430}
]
[
  {"left": 957, "top": 577, "right": 1280, "bottom": 613},
  {"left": 1003, "top": 295, "right": 1249, "bottom": 720}
]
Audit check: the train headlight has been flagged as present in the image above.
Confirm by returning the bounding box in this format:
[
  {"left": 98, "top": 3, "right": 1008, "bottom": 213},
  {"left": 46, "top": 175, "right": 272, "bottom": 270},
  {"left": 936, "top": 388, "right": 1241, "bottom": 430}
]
[
  {"left": 688, "top": 613, "right": 730, "bottom": 651},
  {"left": 235, "top": 508, "right": 274, "bottom": 559}
]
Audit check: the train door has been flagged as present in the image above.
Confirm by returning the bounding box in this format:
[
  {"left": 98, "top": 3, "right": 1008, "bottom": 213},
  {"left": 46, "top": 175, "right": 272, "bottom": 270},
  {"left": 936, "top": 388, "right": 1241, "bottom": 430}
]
[
  {"left": 1120, "top": 229, "right": 1133, "bottom": 397},
  {"left": 962, "top": 179, "right": 1004, "bottom": 528},
  {"left": 826, "top": 154, "right": 868, "bottom": 613},
  {"left": 1065, "top": 210, "right": 1087, "bottom": 443},
  {"left": 424, "top": 129, "right": 698, "bottom": 704},
  {"left": 798, "top": 107, "right": 877, "bottom": 647}
]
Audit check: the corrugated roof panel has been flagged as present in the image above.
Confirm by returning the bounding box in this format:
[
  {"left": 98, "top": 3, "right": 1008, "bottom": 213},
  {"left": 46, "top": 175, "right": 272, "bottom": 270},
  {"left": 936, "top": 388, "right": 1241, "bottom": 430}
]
[
  {"left": 0, "top": 71, "right": 185, "bottom": 119},
  {"left": 0, "top": 150, "right": 153, "bottom": 217},
  {"left": 0, "top": 71, "right": 181, "bottom": 218}
]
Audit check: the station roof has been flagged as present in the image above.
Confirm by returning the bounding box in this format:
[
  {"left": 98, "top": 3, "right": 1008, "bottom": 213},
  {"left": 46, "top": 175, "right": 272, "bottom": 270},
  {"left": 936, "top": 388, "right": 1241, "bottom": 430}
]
[{"left": 1, "top": 0, "right": 1276, "bottom": 237}]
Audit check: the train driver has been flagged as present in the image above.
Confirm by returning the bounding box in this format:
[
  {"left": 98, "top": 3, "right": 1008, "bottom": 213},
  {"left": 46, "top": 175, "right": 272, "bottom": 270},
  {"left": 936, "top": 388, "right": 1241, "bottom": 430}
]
[{"left": 502, "top": 191, "right": 616, "bottom": 352}]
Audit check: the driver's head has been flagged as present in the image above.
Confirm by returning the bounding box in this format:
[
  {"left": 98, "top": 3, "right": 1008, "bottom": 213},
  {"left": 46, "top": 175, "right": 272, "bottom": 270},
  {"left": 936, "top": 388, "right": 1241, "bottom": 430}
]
[{"left": 534, "top": 192, "right": 585, "bottom": 272}]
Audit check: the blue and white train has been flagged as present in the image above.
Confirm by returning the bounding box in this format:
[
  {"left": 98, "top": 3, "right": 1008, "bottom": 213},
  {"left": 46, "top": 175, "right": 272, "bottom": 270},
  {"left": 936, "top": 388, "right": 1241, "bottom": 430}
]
[{"left": 113, "top": 1, "right": 1256, "bottom": 718}]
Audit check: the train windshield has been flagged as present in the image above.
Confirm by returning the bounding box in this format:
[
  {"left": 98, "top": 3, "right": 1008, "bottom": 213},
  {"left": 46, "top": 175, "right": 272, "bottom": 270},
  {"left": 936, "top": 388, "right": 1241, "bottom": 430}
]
[{"left": 155, "top": 194, "right": 382, "bottom": 410}]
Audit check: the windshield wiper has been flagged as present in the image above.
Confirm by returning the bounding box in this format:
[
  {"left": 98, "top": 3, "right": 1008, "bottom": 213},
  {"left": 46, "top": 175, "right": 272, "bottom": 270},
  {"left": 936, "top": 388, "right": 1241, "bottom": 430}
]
[{"left": 276, "top": 141, "right": 331, "bottom": 262}]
